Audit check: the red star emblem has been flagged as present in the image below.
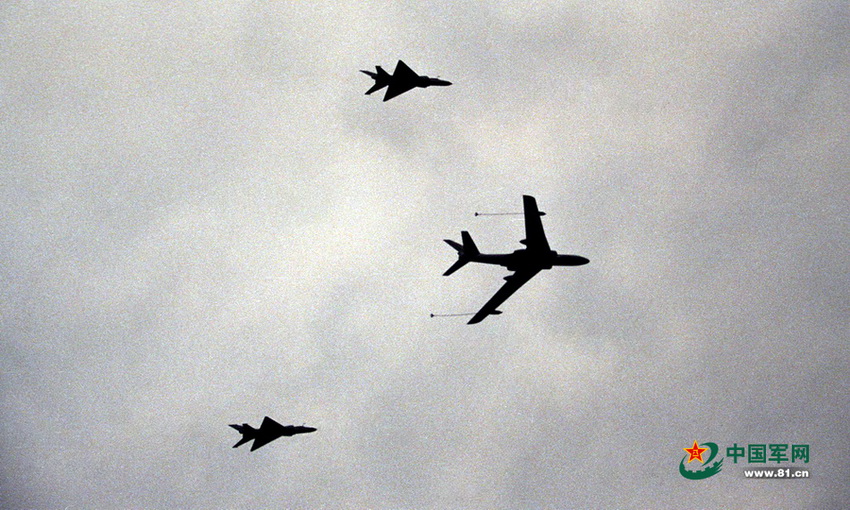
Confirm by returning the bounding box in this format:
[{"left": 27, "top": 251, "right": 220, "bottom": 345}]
[{"left": 683, "top": 441, "right": 708, "bottom": 463}]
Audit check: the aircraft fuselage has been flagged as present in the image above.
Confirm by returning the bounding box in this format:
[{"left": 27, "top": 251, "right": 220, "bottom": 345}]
[
  {"left": 282, "top": 425, "right": 317, "bottom": 436},
  {"left": 417, "top": 75, "right": 452, "bottom": 88},
  {"left": 470, "top": 250, "right": 589, "bottom": 272}
]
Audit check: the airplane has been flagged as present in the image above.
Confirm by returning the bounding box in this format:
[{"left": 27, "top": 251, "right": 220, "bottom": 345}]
[
  {"left": 443, "top": 195, "right": 589, "bottom": 324},
  {"left": 229, "top": 416, "right": 316, "bottom": 451},
  {"left": 361, "top": 60, "right": 451, "bottom": 101}
]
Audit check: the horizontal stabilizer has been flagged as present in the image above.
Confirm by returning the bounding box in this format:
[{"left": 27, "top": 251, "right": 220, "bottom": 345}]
[
  {"left": 233, "top": 436, "right": 252, "bottom": 448},
  {"left": 443, "top": 231, "right": 478, "bottom": 276},
  {"left": 443, "top": 258, "right": 468, "bottom": 277},
  {"left": 362, "top": 66, "right": 391, "bottom": 95},
  {"left": 230, "top": 423, "right": 256, "bottom": 449},
  {"left": 444, "top": 239, "right": 463, "bottom": 252}
]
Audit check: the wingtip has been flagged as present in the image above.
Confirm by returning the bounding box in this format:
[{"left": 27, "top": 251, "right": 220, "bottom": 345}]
[{"left": 468, "top": 309, "right": 501, "bottom": 324}]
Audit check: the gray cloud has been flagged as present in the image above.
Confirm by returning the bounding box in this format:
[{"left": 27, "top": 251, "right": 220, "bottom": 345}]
[{"left": 2, "top": 1, "right": 847, "bottom": 508}]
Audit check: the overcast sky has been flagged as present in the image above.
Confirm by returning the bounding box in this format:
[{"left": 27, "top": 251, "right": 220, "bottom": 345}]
[{"left": 2, "top": 2, "right": 848, "bottom": 508}]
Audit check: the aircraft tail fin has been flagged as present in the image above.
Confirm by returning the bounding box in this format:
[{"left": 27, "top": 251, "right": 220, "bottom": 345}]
[
  {"left": 443, "top": 231, "right": 479, "bottom": 276},
  {"left": 229, "top": 423, "right": 257, "bottom": 448},
  {"left": 461, "top": 231, "right": 479, "bottom": 256}
]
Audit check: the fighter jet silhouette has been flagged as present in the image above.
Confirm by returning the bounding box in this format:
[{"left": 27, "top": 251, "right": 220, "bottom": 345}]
[
  {"left": 443, "top": 195, "right": 589, "bottom": 324},
  {"left": 361, "top": 60, "right": 451, "bottom": 101},
  {"left": 229, "top": 416, "right": 316, "bottom": 451}
]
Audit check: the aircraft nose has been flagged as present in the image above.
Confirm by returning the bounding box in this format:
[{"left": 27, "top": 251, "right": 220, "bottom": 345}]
[{"left": 577, "top": 256, "right": 590, "bottom": 265}]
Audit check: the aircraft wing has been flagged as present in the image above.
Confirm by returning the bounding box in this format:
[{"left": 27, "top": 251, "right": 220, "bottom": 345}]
[
  {"left": 522, "top": 195, "right": 551, "bottom": 253},
  {"left": 384, "top": 60, "right": 419, "bottom": 101},
  {"left": 393, "top": 60, "right": 418, "bottom": 80},
  {"left": 468, "top": 268, "right": 541, "bottom": 324},
  {"left": 250, "top": 417, "right": 284, "bottom": 451},
  {"left": 250, "top": 436, "right": 275, "bottom": 451}
]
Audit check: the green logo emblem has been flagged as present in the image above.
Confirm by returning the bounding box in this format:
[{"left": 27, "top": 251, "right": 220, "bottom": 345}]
[{"left": 679, "top": 441, "right": 723, "bottom": 480}]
